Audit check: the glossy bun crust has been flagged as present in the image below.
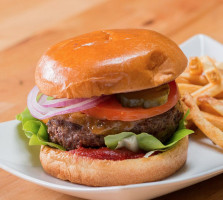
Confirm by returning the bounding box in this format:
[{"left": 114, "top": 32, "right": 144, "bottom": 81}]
[
  {"left": 40, "top": 137, "right": 188, "bottom": 186},
  {"left": 35, "top": 29, "right": 187, "bottom": 98}
]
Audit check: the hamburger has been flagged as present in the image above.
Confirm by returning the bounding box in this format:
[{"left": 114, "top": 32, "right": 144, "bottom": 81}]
[{"left": 17, "top": 29, "right": 193, "bottom": 186}]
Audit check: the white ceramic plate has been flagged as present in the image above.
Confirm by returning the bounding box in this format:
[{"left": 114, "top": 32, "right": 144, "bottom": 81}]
[{"left": 1, "top": 35, "right": 223, "bottom": 200}]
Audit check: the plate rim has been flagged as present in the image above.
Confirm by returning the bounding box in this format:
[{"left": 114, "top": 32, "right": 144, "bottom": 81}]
[{"left": 1, "top": 153, "right": 223, "bottom": 192}]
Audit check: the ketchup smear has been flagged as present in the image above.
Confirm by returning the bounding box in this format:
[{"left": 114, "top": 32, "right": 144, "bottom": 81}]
[{"left": 70, "top": 147, "right": 145, "bottom": 161}]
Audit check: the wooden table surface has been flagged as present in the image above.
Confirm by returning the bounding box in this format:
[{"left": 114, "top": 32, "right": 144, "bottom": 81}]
[{"left": 0, "top": 0, "right": 223, "bottom": 199}]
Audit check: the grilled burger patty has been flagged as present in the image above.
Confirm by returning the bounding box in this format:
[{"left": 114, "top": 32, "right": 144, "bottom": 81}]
[{"left": 47, "top": 103, "right": 183, "bottom": 150}]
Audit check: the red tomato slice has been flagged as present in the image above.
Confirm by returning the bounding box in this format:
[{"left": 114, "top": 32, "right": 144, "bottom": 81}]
[{"left": 82, "top": 81, "right": 179, "bottom": 121}]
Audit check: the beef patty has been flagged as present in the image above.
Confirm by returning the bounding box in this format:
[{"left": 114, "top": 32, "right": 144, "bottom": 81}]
[{"left": 47, "top": 102, "right": 183, "bottom": 150}]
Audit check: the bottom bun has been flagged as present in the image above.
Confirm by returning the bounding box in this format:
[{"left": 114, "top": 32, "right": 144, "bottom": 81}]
[{"left": 40, "top": 136, "right": 188, "bottom": 186}]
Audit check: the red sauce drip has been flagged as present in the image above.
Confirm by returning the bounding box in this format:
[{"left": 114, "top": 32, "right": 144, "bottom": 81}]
[{"left": 70, "top": 147, "right": 145, "bottom": 161}]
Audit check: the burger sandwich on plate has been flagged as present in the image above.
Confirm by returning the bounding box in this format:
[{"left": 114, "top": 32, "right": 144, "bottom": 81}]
[{"left": 17, "top": 29, "right": 193, "bottom": 186}]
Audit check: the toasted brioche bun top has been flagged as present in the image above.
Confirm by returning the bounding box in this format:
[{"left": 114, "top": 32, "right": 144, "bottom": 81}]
[{"left": 35, "top": 29, "right": 187, "bottom": 98}]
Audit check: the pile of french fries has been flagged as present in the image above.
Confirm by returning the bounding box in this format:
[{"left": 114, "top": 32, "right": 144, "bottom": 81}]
[{"left": 176, "top": 56, "right": 223, "bottom": 148}]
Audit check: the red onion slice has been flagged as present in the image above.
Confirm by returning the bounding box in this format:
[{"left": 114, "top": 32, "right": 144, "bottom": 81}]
[
  {"left": 38, "top": 94, "right": 48, "bottom": 104},
  {"left": 41, "top": 97, "right": 88, "bottom": 108},
  {"left": 28, "top": 86, "right": 56, "bottom": 115},
  {"left": 27, "top": 86, "right": 109, "bottom": 120}
]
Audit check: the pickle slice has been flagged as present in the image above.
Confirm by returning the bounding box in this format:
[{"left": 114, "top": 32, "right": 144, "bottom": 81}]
[{"left": 116, "top": 84, "right": 170, "bottom": 108}]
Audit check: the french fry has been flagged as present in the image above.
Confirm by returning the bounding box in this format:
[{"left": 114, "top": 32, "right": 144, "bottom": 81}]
[
  {"left": 192, "top": 58, "right": 223, "bottom": 99},
  {"left": 216, "top": 61, "right": 223, "bottom": 70},
  {"left": 179, "top": 72, "right": 208, "bottom": 85},
  {"left": 200, "top": 56, "right": 221, "bottom": 85},
  {"left": 192, "top": 83, "right": 219, "bottom": 98},
  {"left": 182, "top": 93, "right": 223, "bottom": 148},
  {"left": 188, "top": 57, "right": 203, "bottom": 75},
  {"left": 191, "top": 83, "right": 223, "bottom": 99},
  {"left": 201, "top": 111, "right": 223, "bottom": 131},
  {"left": 204, "top": 68, "right": 221, "bottom": 84},
  {"left": 176, "top": 76, "right": 191, "bottom": 84},
  {"left": 215, "top": 91, "right": 223, "bottom": 99},
  {"left": 178, "top": 56, "right": 223, "bottom": 149},
  {"left": 198, "top": 96, "right": 223, "bottom": 116},
  {"left": 199, "top": 102, "right": 220, "bottom": 116},
  {"left": 200, "top": 56, "right": 216, "bottom": 70},
  {"left": 178, "top": 83, "right": 202, "bottom": 95}
]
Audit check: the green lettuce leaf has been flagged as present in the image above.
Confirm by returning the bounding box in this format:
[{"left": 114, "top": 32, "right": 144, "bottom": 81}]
[
  {"left": 105, "top": 132, "right": 135, "bottom": 149},
  {"left": 16, "top": 108, "right": 36, "bottom": 125},
  {"left": 47, "top": 96, "right": 54, "bottom": 100},
  {"left": 178, "top": 109, "right": 190, "bottom": 130},
  {"left": 105, "top": 111, "right": 193, "bottom": 152},
  {"left": 16, "top": 108, "right": 65, "bottom": 150}
]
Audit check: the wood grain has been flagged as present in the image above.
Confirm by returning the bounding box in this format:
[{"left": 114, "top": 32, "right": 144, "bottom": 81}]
[
  {"left": 0, "top": 0, "right": 108, "bottom": 50},
  {"left": 0, "top": 0, "right": 223, "bottom": 199}
]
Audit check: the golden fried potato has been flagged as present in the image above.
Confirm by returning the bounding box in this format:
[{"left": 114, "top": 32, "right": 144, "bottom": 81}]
[
  {"left": 178, "top": 83, "right": 202, "bottom": 95},
  {"left": 198, "top": 96, "right": 223, "bottom": 116},
  {"left": 182, "top": 93, "right": 223, "bottom": 148},
  {"left": 201, "top": 111, "right": 223, "bottom": 131}
]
